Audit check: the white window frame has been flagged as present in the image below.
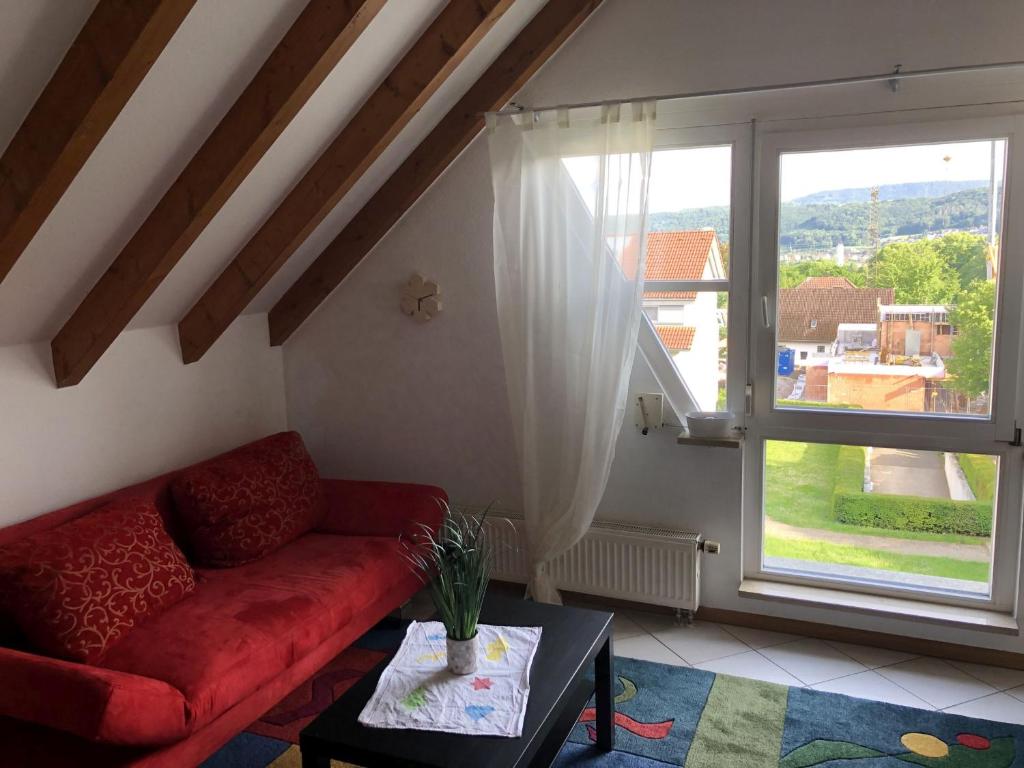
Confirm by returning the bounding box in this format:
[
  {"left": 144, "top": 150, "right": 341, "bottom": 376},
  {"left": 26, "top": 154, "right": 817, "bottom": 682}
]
[
  {"left": 639, "top": 123, "right": 753, "bottom": 423},
  {"left": 743, "top": 110, "right": 1024, "bottom": 612}
]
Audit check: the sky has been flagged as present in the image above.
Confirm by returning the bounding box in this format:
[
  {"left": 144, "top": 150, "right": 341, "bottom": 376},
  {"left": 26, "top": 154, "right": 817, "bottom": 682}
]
[
  {"left": 649, "top": 145, "right": 731, "bottom": 212},
  {"left": 778, "top": 139, "right": 1006, "bottom": 202},
  {"left": 646, "top": 139, "right": 1005, "bottom": 212}
]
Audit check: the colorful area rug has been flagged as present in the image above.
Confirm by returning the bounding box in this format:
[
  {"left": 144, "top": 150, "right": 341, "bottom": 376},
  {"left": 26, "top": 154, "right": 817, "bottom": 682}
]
[
  {"left": 557, "top": 660, "right": 1024, "bottom": 767},
  {"left": 204, "top": 626, "right": 1024, "bottom": 768}
]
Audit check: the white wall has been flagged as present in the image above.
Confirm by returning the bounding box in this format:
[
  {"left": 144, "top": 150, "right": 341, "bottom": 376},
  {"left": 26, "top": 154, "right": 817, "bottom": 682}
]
[
  {"left": 787, "top": 342, "right": 831, "bottom": 361},
  {"left": 0, "top": 315, "right": 287, "bottom": 526},
  {"left": 284, "top": 0, "right": 1024, "bottom": 651}
]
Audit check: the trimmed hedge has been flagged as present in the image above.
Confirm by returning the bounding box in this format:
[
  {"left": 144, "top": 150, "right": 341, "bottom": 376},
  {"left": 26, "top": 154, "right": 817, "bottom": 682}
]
[
  {"left": 956, "top": 453, "right": 996, "bottom": 503},
  {"left": 834, "top": 492, "right": 992, "bottom": 537}
]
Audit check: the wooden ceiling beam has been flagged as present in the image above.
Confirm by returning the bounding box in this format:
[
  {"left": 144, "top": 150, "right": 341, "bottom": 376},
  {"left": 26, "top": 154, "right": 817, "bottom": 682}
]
[
  {"left": 177, "top": 0, "right": 515, "bottom": 364},
  {"left": 50, "top": 0, "right": 385, "bottom": 387},
  {"left": 0, "top": 0, "right": 195, "bottom": 287},
  {"left": 268, "top": 0, "right": 602, "bottom": 346}
]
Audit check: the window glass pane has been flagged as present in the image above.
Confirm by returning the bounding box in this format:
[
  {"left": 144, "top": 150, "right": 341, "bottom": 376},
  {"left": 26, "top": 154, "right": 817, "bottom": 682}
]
[
  {"left": 774, "top": 140, "right": 1005, "bottom": 417},
  {"left": 648, "top": 145, "right": 731, "bottom": 278},
  {"left": 763, "top": 439, "right": 996, "bottom": 597},
  {"left": 649, "top": 292, "right": 727, "bottom": 411}
]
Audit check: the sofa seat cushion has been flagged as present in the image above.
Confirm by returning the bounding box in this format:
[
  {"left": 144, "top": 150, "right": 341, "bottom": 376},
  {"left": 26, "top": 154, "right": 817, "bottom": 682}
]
[
  {"left": 171, "top": 431, "right": 326, "bottom": 567},
  {"left": 0, "top": 646, "right": 190, "bottom": 746},
  {"left": 98, "top": 533, "right": 412, "bottom": 732},
  {"left": 0, "top": 499, "right": 196, "bottom": 664}
]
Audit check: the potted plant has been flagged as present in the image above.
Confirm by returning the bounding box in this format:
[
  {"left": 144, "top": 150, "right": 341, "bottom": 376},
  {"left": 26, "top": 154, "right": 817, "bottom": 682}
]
[{"left": 404, "top": 502, "right": 491, "bottom": 675}]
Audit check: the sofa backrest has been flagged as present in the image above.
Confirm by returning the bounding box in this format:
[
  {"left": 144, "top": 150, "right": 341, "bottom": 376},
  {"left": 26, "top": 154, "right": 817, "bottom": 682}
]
[{"left": 0, "top": 432, "right": 300, "bottom": 552}]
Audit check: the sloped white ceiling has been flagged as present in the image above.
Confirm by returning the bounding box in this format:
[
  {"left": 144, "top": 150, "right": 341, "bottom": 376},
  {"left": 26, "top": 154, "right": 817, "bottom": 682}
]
[{"left": 0, "top": 0, "right": 546, "bottom": 346}]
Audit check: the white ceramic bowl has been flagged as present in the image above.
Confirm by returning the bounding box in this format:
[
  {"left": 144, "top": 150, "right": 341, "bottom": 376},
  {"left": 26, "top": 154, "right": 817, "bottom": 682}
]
[{"left": 684, "top": 411, "right": 734, "bottom": 438}]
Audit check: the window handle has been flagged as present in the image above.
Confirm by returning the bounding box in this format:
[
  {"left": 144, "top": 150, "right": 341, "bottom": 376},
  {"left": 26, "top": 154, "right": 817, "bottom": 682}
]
[{"left": 761, "top": 296, "right": 771, "bottom": 329}]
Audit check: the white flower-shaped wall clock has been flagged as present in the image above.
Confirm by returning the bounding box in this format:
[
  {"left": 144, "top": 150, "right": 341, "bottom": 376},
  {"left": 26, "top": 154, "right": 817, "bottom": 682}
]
[{"left": 400, "top": 274, "right": 442, "bottom": 323}]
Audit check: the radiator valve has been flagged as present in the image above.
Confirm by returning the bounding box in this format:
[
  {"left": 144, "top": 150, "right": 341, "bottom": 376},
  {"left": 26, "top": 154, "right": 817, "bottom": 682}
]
[{"left": 700, "top": 539, "right": 721, "bottom": 555}]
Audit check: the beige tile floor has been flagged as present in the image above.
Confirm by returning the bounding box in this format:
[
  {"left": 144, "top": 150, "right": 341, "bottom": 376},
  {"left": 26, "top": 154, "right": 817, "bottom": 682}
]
[{"left": 602, "top": 606, "right": 1024, "bottom": 725}]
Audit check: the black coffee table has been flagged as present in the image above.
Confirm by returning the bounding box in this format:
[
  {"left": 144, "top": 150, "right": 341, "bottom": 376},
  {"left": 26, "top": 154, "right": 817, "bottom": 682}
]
[{"left": 299, "top": 593, "right": 614, "bottom": 768}]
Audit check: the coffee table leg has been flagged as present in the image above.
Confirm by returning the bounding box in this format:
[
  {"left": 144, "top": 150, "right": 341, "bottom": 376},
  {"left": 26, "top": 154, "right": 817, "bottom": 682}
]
[
  {"left": 595, "top": 634, "right": 615, "bottom": 751},
  {"left": 301, "top": 750, "right": 330, "bottom": 768}
]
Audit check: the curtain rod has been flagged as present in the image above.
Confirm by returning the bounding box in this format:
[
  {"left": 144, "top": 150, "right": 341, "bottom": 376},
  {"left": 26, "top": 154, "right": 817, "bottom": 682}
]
[{"left": 482, "top": 60, "right": 1024, "bottom": 117}]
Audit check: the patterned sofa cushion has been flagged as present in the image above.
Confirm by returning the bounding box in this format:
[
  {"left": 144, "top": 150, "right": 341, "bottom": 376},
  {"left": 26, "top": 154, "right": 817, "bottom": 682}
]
[
  {"left": 0, "top": 499, "right": 196, "bottom": 664},
  {"left": 171, "top": 431, "right": 325, "bottom": 567}
]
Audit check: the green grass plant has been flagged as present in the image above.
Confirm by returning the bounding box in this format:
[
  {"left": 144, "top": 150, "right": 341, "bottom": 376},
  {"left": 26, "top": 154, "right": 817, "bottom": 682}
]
[{"left": 403, "top": 502, "right": 491, "bottom": 641}]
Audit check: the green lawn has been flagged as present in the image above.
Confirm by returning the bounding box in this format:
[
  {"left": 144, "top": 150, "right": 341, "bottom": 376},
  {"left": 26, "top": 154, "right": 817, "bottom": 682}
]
[
  {"left": 764, "top": 535, "right": 989, "bottom": 583},
  {"left": 764, "top": 440, "right": 984, "bottom": 545},
  {"left": 957, "top": 453, "right": 997, "bottom": 502}
]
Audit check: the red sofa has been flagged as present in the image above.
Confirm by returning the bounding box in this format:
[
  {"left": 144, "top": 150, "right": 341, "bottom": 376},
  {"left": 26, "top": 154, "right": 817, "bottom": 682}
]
[{"left": 0, "top": 433, "right": 445, "bottom": 768}]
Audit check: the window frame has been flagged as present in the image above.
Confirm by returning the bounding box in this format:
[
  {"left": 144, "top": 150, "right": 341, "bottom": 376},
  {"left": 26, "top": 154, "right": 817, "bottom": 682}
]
[
  {"left": 742, "top": 111, "right": 1024, "bottom": 612},
  {"left": 639, "top": 123, "right": 753, "bottom": 422}
]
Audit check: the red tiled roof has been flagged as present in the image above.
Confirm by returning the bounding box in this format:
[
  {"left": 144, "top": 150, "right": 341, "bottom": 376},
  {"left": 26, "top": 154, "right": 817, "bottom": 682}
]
[
  {"left": 655, "top": 324, "right": 696, "bottom": 351},
  {"left": 798, "top": 276, "right": 857, "bottom": 289},
  {"left": 778, "top": 284, "right": 894, "bottom": 343},
  {"left": 642, "top": 230, "right": 717, "bottom": 300}
]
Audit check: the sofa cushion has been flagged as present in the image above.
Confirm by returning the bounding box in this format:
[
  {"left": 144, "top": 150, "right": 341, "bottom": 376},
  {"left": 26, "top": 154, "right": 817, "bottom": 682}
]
[
  {"left": 0, "top": 499, "right": 196, "bottom": 664},
  {"left": 98, "top": 533, "right": 413, "bottom": 732},
  {"left": 171, "top": 431, "right": 325, "bottom": 567},
  {"left": 0, "top": 646, "right": 190, "bottom": 746}
]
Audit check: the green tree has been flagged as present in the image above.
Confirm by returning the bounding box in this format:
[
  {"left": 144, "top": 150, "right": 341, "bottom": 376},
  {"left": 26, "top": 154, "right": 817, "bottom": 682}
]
[
  {"left": 778, "top": 259, "right": 866, "bottom": 289},
  {"left": 868, "top": 241, "right": 959, "bottom": 304},
  {"left": 932, "top": 232, "right": 990, "bottom": 287},
  {"left": 947, "top": 280, "right": 995, "bottom": 398}
]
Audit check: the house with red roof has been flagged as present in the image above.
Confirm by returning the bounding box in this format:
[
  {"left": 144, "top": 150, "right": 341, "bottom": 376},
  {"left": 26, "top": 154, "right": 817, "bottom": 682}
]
[
  {"left": 644, "top": 230, "right": 726, "bottom": 410},
  {"left": 777, "top": 276, "right": 893, "bottom": 364}
]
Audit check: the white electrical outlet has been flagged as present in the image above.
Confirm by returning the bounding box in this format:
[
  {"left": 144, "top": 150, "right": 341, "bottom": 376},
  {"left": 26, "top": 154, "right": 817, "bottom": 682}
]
[{"left": 634, "top": 393, "right": 664, "bottom": 434}]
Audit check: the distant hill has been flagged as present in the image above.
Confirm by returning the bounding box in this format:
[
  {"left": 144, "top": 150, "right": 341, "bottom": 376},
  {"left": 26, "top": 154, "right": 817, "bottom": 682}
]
[
  {"left": 648, "top": 187, "right": 995, "bottom": 250},
  {"left": 791, "top": 180, "right": 987, "bottom": 204}
]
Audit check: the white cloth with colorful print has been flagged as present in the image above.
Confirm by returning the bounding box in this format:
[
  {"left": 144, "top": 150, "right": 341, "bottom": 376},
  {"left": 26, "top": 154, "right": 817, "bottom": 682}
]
[{"left": 357, "top": 621, "right": 542, "bottom": 737}]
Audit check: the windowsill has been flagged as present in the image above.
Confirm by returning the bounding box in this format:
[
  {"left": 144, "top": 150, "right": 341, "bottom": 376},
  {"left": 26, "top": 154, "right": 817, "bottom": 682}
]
[
  {"left": 676, "top": 430, "right": 743, "bottom": 448},
  {"left": 738, "top": 578, "right": 1019, "bottom": 635}
]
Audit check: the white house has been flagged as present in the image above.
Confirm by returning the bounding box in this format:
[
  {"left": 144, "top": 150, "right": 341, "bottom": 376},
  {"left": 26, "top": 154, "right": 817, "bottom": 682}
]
[{"left": 643, "top": 230, "right": 725, "bottom": 411}]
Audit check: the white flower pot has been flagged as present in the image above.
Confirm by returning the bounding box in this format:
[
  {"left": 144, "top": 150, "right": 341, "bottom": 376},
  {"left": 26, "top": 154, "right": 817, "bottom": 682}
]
[{"left": 446, "top": 634, "right": 478, "bottom": 675}]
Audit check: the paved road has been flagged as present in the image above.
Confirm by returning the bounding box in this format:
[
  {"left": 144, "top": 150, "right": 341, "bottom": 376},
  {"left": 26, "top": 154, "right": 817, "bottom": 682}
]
[{"left": 870, "top": 447, "right": 950, "bottom": 499}]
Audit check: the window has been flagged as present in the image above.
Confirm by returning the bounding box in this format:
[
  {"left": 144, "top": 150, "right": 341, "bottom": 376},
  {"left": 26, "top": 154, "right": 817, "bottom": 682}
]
[
  {"left": 746, "top": 115, "right": 1024, "bottom": 612},
  {"left": 643, "top": 138, "right": 738, "bottom": 413},
  {"left": 763, "top": 440, "right": 997, "bottom": 597},
  {"left": 816, "top": 345, "right": 826, "bottom": 353},
  {"left": 800, "top": 351, "right": 808, "bottom": 360},
  {"left": 772, "top": 136, "right": 1006, "bottom": 417},
  {"left": 562, "top": 123, "right": 751, "bottom": 421}
]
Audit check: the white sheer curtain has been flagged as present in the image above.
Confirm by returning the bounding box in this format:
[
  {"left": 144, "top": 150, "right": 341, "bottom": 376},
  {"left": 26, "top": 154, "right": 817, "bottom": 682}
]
[{"left": 487, "top": 102, "right": 655, "bottom": 604}]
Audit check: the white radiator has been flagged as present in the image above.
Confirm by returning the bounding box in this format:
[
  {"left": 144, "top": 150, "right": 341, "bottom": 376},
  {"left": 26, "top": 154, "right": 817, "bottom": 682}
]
[{"left": 480, "top": 514, "right": 703, "bottom": 614}]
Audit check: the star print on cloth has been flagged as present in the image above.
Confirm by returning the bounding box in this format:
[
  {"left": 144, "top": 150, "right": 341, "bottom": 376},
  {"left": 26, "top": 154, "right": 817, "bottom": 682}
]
[{"left": 472, "top": 677, "right": 493, "bottom": 691}]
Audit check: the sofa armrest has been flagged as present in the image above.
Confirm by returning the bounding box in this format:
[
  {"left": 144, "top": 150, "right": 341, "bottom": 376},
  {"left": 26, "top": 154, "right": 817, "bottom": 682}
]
[
  {"left": 0, "top": 646, "right": 191, "bottom": 746},
  {"left": 318, "top": 479, "right": 447, "bottom": 539}
]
